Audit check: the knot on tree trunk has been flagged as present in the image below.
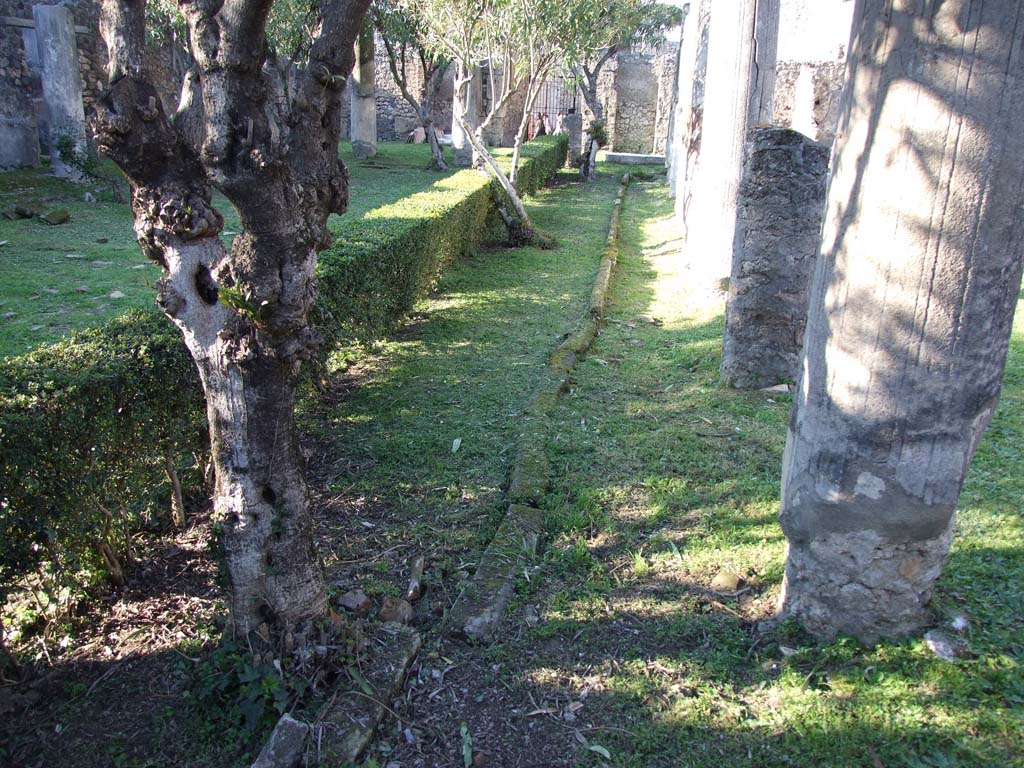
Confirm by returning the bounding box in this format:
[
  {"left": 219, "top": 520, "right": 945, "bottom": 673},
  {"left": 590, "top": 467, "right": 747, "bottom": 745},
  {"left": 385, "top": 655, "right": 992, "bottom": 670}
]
[
  {"left": 92, "top": 107, "right": 131, "bottom": 152},
  {"left": 328, "top": 169, "right": 349, "bottom": 216},
  {"left": 132, "top": 186, "right": 224, "bottom": 265}
]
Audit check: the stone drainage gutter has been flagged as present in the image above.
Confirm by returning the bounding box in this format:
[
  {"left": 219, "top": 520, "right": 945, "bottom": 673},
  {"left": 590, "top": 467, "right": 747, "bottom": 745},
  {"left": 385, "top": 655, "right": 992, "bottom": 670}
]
[
  {"left": 251, "top": 624, "right": 422, "bottom": 768},
  {"left": 448, "top": 173, "right": 633, "bottom": 643}
]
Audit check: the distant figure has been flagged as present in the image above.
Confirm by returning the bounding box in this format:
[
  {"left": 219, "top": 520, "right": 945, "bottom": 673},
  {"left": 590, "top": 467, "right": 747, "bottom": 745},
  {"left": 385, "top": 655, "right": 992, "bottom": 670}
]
[
  {"left": 543, "top": 113, "right": 555, "bottom": 134},
  {"left": 535, "top": 113, "right": 547, "bottom": 137}
]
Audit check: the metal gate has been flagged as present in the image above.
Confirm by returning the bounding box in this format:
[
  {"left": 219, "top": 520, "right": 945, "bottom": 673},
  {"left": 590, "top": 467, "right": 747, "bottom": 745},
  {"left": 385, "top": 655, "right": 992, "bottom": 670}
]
[{"left": 533, "top": 76, "right": 578, "bottom": 116}]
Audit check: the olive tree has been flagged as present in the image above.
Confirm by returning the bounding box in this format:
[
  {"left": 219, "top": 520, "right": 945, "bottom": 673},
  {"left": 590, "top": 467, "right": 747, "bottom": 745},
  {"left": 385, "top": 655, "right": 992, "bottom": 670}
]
[
  {"left": 372, "top": 0, "right": 451, "bottom": 170},
  {"left": 559, "top": 0, "right": 679, "bottom": 178},
  {"left": 94, "top": 0, "right": 371, "bottom": 637},
  {"left": 402, "top": 0, "right": 554, "bottom": 245}
]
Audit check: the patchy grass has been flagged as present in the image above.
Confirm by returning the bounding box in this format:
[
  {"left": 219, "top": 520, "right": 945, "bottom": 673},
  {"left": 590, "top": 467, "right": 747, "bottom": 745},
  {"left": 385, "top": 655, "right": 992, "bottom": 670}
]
[
  {"left": 0, "top": 161, "right": 630, "bottom": 768},
  {"left": 0, "top": 142, "right": 455, "bottom": 358},
  {"left": 306, "top": 163, "right": 630, "bottom": 595},
  {"left": 5, "top": 169, "right": 1020, "bottom": 768}
]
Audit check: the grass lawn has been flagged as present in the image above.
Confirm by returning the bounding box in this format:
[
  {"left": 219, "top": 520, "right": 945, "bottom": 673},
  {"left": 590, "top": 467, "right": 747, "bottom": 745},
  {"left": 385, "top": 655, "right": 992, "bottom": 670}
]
[
  {"left": 0, "top": 160, "right": 635, "bottom": 768},
  {"left": 0, "top": 141, "right": 457, "bottom": 358},
  {"left": 3, "top": 167, "right": 1020, "bottom": 768},
  {"left": 515, "top": 180, "right": 1024, "bottom": 768}
]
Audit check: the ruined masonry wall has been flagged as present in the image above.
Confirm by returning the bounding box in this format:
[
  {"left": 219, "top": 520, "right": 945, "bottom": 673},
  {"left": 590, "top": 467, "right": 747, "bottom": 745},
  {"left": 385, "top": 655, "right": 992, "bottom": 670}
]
[
  {"left": 771, "top": 0, "right": 854, "bottom": 149},
  {"left": 598, "top": 44, "right": 678, "bottom": 154}
]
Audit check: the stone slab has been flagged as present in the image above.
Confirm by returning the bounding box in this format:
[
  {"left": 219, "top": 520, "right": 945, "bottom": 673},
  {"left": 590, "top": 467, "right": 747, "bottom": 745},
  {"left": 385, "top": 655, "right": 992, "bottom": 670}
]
[
  {"left": 0, "top": 117, "right": 40, "bottom": 168},
  {"left": 315, "top": 623, "right": 421, "bottom": 765},
  {"left": 603, "top": 152, "right": 666, "bottom": 165}
]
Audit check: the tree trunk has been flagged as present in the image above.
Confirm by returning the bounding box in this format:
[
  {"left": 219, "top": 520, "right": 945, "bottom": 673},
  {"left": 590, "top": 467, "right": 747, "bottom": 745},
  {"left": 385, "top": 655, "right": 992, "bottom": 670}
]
[
  {"left": 164, "top": 446, "right": 187, "bottom": 528},
  {"left": 452, "top": 62, "right": 479, "bottom": 168},
  {"left": 424, "top": 114, "right": 447, "bottom": 170},
  {"left": 456, "top": 114, "right": 550, "bottom": 248},
  {"left": 202, "top": 345, "right": 325, "bottom": 630},
  {"left": 684, "top": 0, "right": 778, "bottom": 278},
  {"left": 509, "top": 75, "right": 548, "bottom": 187},
  {"left": 578, "top": 75, "right": 603, "bottom": 181},
  {"left": 95, "top": 0, "right": 370, "bottom": 637},
  {"left": 779, "top": 0, "right": 1024, "bottom": 642}
]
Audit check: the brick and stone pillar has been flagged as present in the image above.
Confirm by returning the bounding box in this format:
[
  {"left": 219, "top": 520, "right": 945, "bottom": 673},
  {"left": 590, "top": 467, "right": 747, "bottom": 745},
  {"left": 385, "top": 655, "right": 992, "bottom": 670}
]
[
  {"left": 721, "top": 127, "right": 828, "bottom": 389},
  {"left": 562, "top": 112, "right": 583, "bottom": 168}
]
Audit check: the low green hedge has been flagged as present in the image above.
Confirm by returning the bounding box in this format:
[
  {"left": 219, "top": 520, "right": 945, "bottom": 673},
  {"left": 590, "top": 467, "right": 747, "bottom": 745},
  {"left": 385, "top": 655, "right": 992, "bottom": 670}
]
[
  {"left": 0, "top": 311, "right": 205, "bottom": 612},
  {"left": 318, "top": 134, "right": 567, "bottom": 344},
  {"left": 0, "top": 135, "right": 567, "bottom": 614}
]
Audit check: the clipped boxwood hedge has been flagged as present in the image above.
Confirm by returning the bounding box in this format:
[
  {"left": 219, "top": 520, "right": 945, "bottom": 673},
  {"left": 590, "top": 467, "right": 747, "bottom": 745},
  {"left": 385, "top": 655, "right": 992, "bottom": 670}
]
[
  {"left": 0, "top": 310, "right": 205, "bottom": 609},
  {"left": 0, "top": 135, "right": 568, "bottom": 607},
  {"left": 318, "top": 134, "right": 567, "bottom": 345}
]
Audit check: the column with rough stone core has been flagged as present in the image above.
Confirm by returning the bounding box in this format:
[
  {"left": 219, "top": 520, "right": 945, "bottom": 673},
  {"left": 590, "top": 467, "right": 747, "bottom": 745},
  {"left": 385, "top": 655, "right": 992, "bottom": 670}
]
[
  {"left": 684, "top": 0, "right": 779, "bottom": 277},
  {"left": 452, "top": 63, "right": 479, "bottom": 167},
  {"left": 562, "top": 112, "right": 583, "bottom": 168},
  {"left": 32, "top": 4, "right": 86, "bottom": 178},
  {"left": 350, "top": 21, "right": 376, "bottom": 160},
  {"left": 779, "top": 0, "right": 1024, "bottom": 642},
  {"left": 721, "top": 127, "right": 828, "bottom": 389}
]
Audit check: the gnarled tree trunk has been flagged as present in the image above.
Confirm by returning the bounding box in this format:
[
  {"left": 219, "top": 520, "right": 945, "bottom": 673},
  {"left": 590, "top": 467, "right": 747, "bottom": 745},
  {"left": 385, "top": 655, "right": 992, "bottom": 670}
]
[
  {"left": 779, "top": 0, "right": 1024, "bottom": 642},
  {"left": 95, "top": 0, "right": 371, "bottom": 636},
  {"left": 578, "top": 66, "right": 605, "bottom": 181}
]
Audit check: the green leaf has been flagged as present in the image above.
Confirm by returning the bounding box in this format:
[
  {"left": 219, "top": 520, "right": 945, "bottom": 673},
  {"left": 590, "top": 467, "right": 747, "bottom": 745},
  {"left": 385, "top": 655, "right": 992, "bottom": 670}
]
[
  {"left": 460, "top": 721, "right": 473, "bottom": 768},
  {"left": 588, "top": 744, "right": 611, "bottom": 759},
  {"left": 348, "top": 666, "right": 377, "bottom": 697}
]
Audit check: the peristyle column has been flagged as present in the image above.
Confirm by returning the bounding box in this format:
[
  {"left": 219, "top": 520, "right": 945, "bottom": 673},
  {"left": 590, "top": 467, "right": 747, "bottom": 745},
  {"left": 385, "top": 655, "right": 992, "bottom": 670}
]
[
  {"left": 779, "top": 0, "right": 1024, "bottom": 642},
  {"left": 683, "top": 0, "right": 779, "bottom": 276},
  {"left": 32, "top": 4, "right": 86, "bottom": 178},
  {"left": 350, "top": 20, "right": 377, "bottom": 160}
]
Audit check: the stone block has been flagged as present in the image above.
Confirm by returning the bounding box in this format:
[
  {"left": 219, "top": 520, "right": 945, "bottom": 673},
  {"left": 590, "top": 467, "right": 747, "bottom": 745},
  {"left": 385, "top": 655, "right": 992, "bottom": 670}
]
[{"left": 0, "top": 116, "right": 40, "bottom": 168}]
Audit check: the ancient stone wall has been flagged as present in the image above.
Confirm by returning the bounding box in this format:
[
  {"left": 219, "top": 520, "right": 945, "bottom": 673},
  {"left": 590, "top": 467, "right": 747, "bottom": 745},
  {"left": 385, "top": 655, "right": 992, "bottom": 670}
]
[
  {"left": 773, "top": 60, "right": 846, "bottom": 149},
  {"left": 479, "top": 66, "right": 527, "bottom": 148},
  {"left": 772, "top": 0, "right": 854, "bottom": 149},
  {"left": 721, "top": 126, "right": 829, "bottom": 389},
  {"left": 0, "top": 0, "right": 37, "bottom": 165},
  {"left": 1, "top": 0, "right": 108, "bottom": 165},
  {"left": 596, "top": 44, "right": 678, "bottom": 154}
]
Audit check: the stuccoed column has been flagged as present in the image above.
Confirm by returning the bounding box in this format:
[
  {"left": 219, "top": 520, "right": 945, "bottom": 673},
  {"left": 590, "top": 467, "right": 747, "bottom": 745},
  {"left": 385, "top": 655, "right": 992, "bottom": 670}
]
[
  {"left": 672, "top": 0, "right": 711, "bottom": 225},
  {"left": 665, "top": 2, "right": 692, "bottom": 197},
  {"left": 452, "top": 62, "right": 479, "bottom": 167},
  {"left": 684, "top": 0, "right": 779, "bottom": 276},
  {"left": 779, "top": 0, "right": 1024, "bottom": 642},
  {"left": 350, "top": 20, "right": 376, "bottom": 160},
  {"left": 32, "top": 4, "right": 86, "bottom": 178}
]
